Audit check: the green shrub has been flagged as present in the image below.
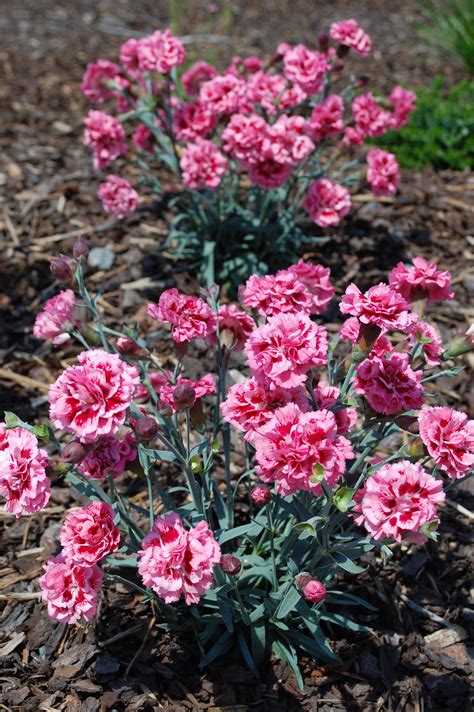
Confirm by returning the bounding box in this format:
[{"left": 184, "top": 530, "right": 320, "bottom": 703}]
[
  {"left": 374, "top": 78, "right": 474, "bottom": 170},
  {"left": 417, "top": 0, "right": 474, "bottom": 73}
]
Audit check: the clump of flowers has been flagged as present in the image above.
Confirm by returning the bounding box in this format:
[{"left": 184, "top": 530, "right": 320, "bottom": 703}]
[{"left": 79, "top": 20, "right": 414, "bottom": 284}]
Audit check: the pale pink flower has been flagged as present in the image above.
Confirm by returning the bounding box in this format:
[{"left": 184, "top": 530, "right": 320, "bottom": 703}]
[
  {"left": 283, "top": 44, "right": 329, "bottom": 94},
  {"left": 313, "top": 381, "right": 357, "bottom": 435},
  {"left": 241, "top": 271, "right": 314, "bottom": 317},
  {"left": 159, "top": 375, "right": 216, "bottom": 412},
  {"left": 304, "top": 178, "right": 351, "bottom": 227},
  {"left": 354, "top": 461, "right": 444, "bottom": 542},
  {"left": 137, "top": 29, "right": 185, "bottom": 74},
  {"left": 33, "top": 289, "right": 78, "bottom": 346},
  {"left": 366, "top": 148, "right": 400, "bottom": 196},
  {"left": 222, "top": 113, "right": 267, "bottom": 165},
  {"left": 0, "top": 427, "right": 50, "bottom": 517},
  {"left": 49, "top": 349, "right": 139, "bottom": 443},
  {"left": 83, "top": 110, "right": 127, "bottom": 169},
  {"left": 308, "top": 94, "right": 344, "bottom": 142},
  {"left": 287, "top": 260, "right": 335, "bottom": 314},
  {"left": 77, "top": 433, "right": 136, "bottom": 479},
  {"left": 352, "top": 93, "right": 392, "bottom": 139},
  {"left": 389, "top": 257, "right": 454, "bottom": 304},
  {"left": 138, "top": 512, "right": 221, "bottom": 605},
  {"left": 81, "top": 60, "right": 121, "bottom": 102},
  {"left": 180, "top": 139, "right": 227, "bottom": 190},
  {"left": 389, "top": 85, "right": 416, "bottom": 130},
  {"left": 182, "top": 60, "right": 218, "bottom": 96},
  {"left": 199, "top": 74, "right": 249, "bottom": 115},
  {"left": 97, "top": 175, "right": 139, "bottom": 219},
  {"left": 172, "top": 100, "right": 217, "bottom": 142},
  {"left": 254, "top": 404, "right": 353, "bottom": 496},
  {"left": 407, "top": 319, "right": 444, "bottom": 366},
  {"left": 39, "top": 555, "right": 103, "bottom": 624},
  {"left": 147, "top": 289, "right": 217, "bottom": 343},
  {"left": 221, "top": 377, "right": 309, "bottom": 442},
  {"left": 418, "top": 407, "right": 474, "bottom": 479},
  {"left": 340, "top": 282, "right": 413, "bottom": 332},
  {"left": 210, "top": 304, "right": 255, "bottom": 350},
  {"left": 60, "top": 501, "right": 120, "bottom": 566},
  {"left": 355, "top": 352, "right": 424, "bottom": 415},
  {"left": 330, "top": 19, "right": 372, "bottom": 57},
  {"left": 245, "top": 313, "right": 328, "bottom": 388}
]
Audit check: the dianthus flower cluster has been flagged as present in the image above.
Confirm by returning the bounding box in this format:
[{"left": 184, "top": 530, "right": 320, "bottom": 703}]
[
  {"left": 33, "top": 289, "right": 78, "bottom": 346},
  {"left": 97, "top": 175, "right": 139, "bottom": 219},
  {"left": 0, "top": 426, "right": 50, "bottom": 517},
  {"left": 147, "top": 288, "right": 217, "bottom": 343}
]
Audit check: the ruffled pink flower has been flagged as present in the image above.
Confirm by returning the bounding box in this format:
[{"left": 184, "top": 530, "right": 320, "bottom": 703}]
[
  {"left": 340, "top": 282, "right": 413, "bottom": 332},
  {"left": 279, "top": 84, "right": 308, "bottom": 110},
  {"left": 352, "top": 93, "right": 392, "bottom": 139},
  {"left": 147, "top": 289, "right": 217, "bottom": 343},
  {"left": 389, "top": 85, "right": 416, "bottom": 130},
  {"left": 83, "top": 110, "right": 127, "bottom": 170},
  {"left": 97, "top": 175, "right": 139, "bottom": 219},
  {"left": 81, "top": 60, "right": 121, "bottom": 103},
  {"left": 138, "top": 513, "right": 221, "bottom": 605},
  {"left": 246, "top": 71, "right": 286, "bottom": 115},
  {"left": 389, "top": 257, "right": 454, "bottom": 304},
  {"left": 354, "top": 461, "right": 444, "bottom": 542},
  {"left": 132, "top": 125, "right": 155, "bottom": 153},
  {"left": 254, "top": 404, "right": 353, "bottom": 496},
  {"left": 241, "top": 272, "right": 314, "bottom": 317},
  {"left": 339, "top": 316, "right": 362, "bottom": 344},
  {"left": 221, "top": 377, "right": 309, "bottom": 442},
  {"left": 39, "top": 555, "right": 103, "bottom": 624},
  {"left": 0, "top": 427, "right": 50, "bottom": 517},
  {"left": 159, "top": 375, "right": 216, "bottom": 412},
  {"left": 407, "top": 319, "right": 444, "bottom": 366},
  {"left": 33, "top": 289, "right": 78, "bottom": 346},
  {"left": 222, "top": 113, "right": 267, "bottom": 165},
  {"left": 60, "top": 501, "right": 120, "bottom": 566},
  {"left": 308, "top": 94, "right": 344, "bottom": 142},
  {"left": 172, "top": 101, "right": 217, "bottom": 142},
  {"left": 287, "top": 260, "right": 335, "bottom": 314},
  {"left": 180, "top": 139, "right": 227, "bottom": 190},
  {"left": 248, "top": 158, "right": 293, "bottom": 189},
  {"left": 304, "top": 178, "right": 351, "bottom": 227},
  {"left": 418, "top": 407, "right": 474, "bottom": 479},
  {"left": 283, "top": 44, "right": 329, "bottom": 94},
  {"left": 245, "top": 313, "right": 328, "bottom": 389},
  {"left": 182, "top": 61, "right": 218, "bottom": 96},
  {"left": 49, "top": 349, "right": 139, "bottom": 443},
  {"left": 355, "top": 351, "right": 424, "bottom": 415},
  {"left": 137, "top": 29, "right": 185, "bottom": 73},
  {"left": 77, "top": 433, "right": 136, "bottom": 479},
  {"left": 313, "top": 381, "right": 357, "bottom": 435},
  {"left": 210, "top": 304, "right": 255, "bottom": 350},
  {"left": 330, "top": 19, "right": 372, "bottom": 57},
  {"left": 199, "top": 74, "right": 249, "bottom": 115},
  {"left": 366, "top": 148, "right": 400, "bottom": 196},
  {"left": 265, "top": 115, "right": 314, "bottom": 165},
  {"left": 119, "top": 38, "right": 140, "bottom": 71}
]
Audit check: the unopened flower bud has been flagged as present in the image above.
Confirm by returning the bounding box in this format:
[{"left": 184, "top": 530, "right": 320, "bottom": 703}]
[
  {"left": 72, "top": 236, "right": 89, "bottom": 260},
  {"left": 50, "top": 255, "right": 74, "bottom": 285},
  {"left": 251, "top": 484, "right": 272, "bottom": 507},
  {"left": 336, "top": 44, "right": 350, "bottom": 59},
  {"left": 116, "top": 336, "right": 146, "bottom": 358},
  {"left": 63, "top": 441, "right": 87, "bottom": 464},
  {"left": 356, "top": 75, "right": 370, "bottom": 88},
  {"left": 156, "top": 399, "right": 173, "bottom": 418},
  {"left": 220, "top": 554, "right": 241, "bottom": 575},
  {"left": 396, "top": 415, "right": 419, "bottom": 434},
  {"left": 332, "top": 58, "right": 345, "bottom": 71},
  {"left": 296, "top": 575, "right": 327, "bottom": 603},
  {"left": 173, "top": 384, "right": 196, "bottom": 410},
  {"left": 318, "top": 31, "right": 329, "bottom": 52},
  {"left": 133, "top": 416, "right": 159, "bottom": 440},
  {"left": 173, "top": 340, "right": 189, "bottom": 360},
  {"left": 445, "top": 327, "right": 474, "bottom": 359}
]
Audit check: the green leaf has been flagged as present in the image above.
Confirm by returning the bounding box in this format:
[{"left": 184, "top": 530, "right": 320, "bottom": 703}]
[
  {"left": 218, "top": 522, "right": 263, "bottom": 545},
  {"left": 142, "top": 448, "right": 176, "bottom": 462},
  {"left": 275, "top": 585, "right": 301, "bottom": 620},
  {"left": 237, "top": 630, "right": 259, "bottom": 677},
  {"left": 331, "top": 553, "right": 366, "bottom": 574},
  {"left": 199, "top": 631, "right": 233, "bottom": 667},
  {"left": 250, "top": 622, "right": 266, "bottom": 669},
  {"left": 333, "top": 486, "right": 355, "bottom": 512},
  {"left": 272, "top": 638, "right": 304, "bottom": 690},
  {"left": 321, "top": 612, "right": 372, "bottom": 632}
]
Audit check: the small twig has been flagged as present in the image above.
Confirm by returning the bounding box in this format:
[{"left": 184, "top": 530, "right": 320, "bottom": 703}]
[
  {"left": 0, "top": 368, "right": 50, "bottom": 395},
  {"left": 399, "top": 593, "right": 453, "bottom": 627},
  {"left": 445, "top": 498, "right": 474, "bottom": 520},
  {"left": 0, "top": 592, "right": 42, "bottom": 601},
  {"left": 99, "top": 622, "right": 145, "bottom": 647}
]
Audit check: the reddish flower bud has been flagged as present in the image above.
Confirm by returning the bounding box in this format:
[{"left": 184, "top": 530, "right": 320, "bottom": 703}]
[
  {"left": 332, "top": 58, "right": 345, "bottom": 71},
  {"left": 318, "top": 31, "right": 329, "bottom": 52},
  {"left": 116, "top": 336, "right": 146, "bottom": 358},
  {"left": 173, "top": 340, "right": 189, "bottom": 360},
  {"left": 296, "top": 575, "right": 327, "bottom": 603},
  {"left": 356, "top": 75, "right": 370, "bottom": 88},
  {"left": 251, "top": 484, "right": 272, "bottom": 507},
  {"left": 156, "top": 399, "right": 174, "bottom": 418},
  {"left": 173, "top": 384, "right": 196, "bottom": 410},
  {"left": 63, "top": 441, "right": 87, "bottom": 464},
  {"left": 336, "top": 44, "right": 350, "bottom": 59},
  {"left": 219, "top": 554, "right": 241, "bottom": 575},
  {"left": 50, "top": 256, "right": 74, "bottom": 285},
  {"left": 133, "top": 416, "right": 159, "bottom": 440},
  {"left": 72, "top": 236, "right": 89, "bottom": 260}
]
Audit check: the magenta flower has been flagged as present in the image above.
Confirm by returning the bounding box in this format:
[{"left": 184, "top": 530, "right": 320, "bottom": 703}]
[
  {"left": 283, "top": 44, "right": 329, "bottom": 94},
  {"left": 355, "top": 352, "right": 424, "bottom": 415},
  {"left": 182, "top": 60, "right": 218, "bottom": 97},
  {"left": 39, "top": 555, "right": 103, "bottom": 624},
  {"left": 0, "top": 426, "right": 50, "bottom": 517},
  {"left": 303, "top": 179, "right": 351, "bottom": 227},
  {"left": 33, "top": 289, "right": 78, "bottom": 346},
  {"left": 83, "top": 110, "right": 127, "bottom": 169},
  {"left": 180, "top": 139, "right": 228, "bottom": 190},
  {"left": 351, "top": 93, "right": 392, "bottom": 139},
  {"left": 60, "top": 501, "right": 120, "bottom": 566},
  {"left": 287, "top": 260, "right": 335, "bottom": 314},
  {"left": 418, "top": 407, "right": 474, "bottom": 479},
  {"left": 80, "top": 60, "right": 121, "bottom": 103},
  {"left": 389, "top": 257, "right": 454, "bottom": 304},
  {"left": 389, "top": 85, "right": 416, "bottom": 130},
  {"left": 308, "top": 94, "right": 344, "bottom": 142},
  {"left": 330, "top": 19, "right": 372, "bottom": 57},
  {"left": 136, "top": 29, "right": 185, "bottom": 74},
  {"left": 97, "top": 175, "right": 139, "bottom": 219},
  {"left": 172, "top": 100, "right": 217, "bottom": 142},
  {"left": 241, "top": 271, "right": 314, "bottom": 317},
  {"left": 77, "top": 433, "right": 136, "bottom": 479},
  {"left": 366, "top": 148, "right": 400, "bottom": 196},
  {"left": 340, "top": 282, "right": 413, "bottom": 332},
  {"left": 147, "top": 288, "right": 217, "bottom": 343}
]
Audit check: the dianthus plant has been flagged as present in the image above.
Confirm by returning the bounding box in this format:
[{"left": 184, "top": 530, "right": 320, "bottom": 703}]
[
  {"left": 81, "top": 20, "right": 415, "bottom": 285},
  {"left": 3, "top": 247, "right": 473, "bottom": 686}
]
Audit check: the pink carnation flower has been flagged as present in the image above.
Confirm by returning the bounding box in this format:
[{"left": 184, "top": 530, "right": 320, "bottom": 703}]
[
  {"left": 222, "top": 113, "right": 267, "bottom": 165},
  {"left": 83, "top": 110, "right": 127, "bottom": 170},
  {"left": 221, "top": 377, "right": 309, "bottom": 442},
  {"left": 60, "top": 501, "right": 120, "bottom": 566},
  {"left": 283, "top": 44, "right": 329, "bottom": 94},
  {"left": 389, "top": 257, "right": 454, "bottom": 304},
  {"left": 354, "top": 461, "right": 444, "bottom": 542},
  {"left": 180, "top": 139, "right": 227, "bottom": 190},
  {"left": 138, "top": 513, "right": 221, "bottom": 605},
  {"left": 210, "top": 304, "right": 255, "bottom": 350},
  {"left": 418, "top": 407, "right": 474, "bottom": 479},
  {"left": 245, "top": 312, "right": 328, "bottom": 389},
  {"left": 308, "top": 94, "right": 344, "bottom": 142},
  {"left": 313, "top": 381, "right": 357, "bottom": 435},
  {"left": 287, "top": 260, "right": 335, "bottom": 314},
  {"left": 355, "top": 351, "right": 424, "bottom": 415},
  {"left": 241, "top": 271, "right": 314, "bottom": 317},
  {"left": 49, "top": 349, "right": 139, "bottom": 443},
  {"left": 172, "top": 100, "right": 217, "bottom": 143},
  {"left": 119, "top": 38, "right": 140, "bottom": 71},
  {"left": 77, "top": 433, "right": 136, "bottom": 479},
  {"left": 248, "top": 158, "right": 293, "bottom": 189},
  {"left": 159, "top": 375, "right": 216, "bottom": 412},
  {"left": 147, "top": 289, "right": 217, "bottom": 343},
  {"left": 389, "top": 85, "right": 416, "bottom": 130},
  {"left": 407, "top": 319, "right": 444, "bottom": 366},
  {"left": 0, "top": 426, "right": 50, "bottom": 517},
  {"left": 279, "top": 84, "right": 308, "bottom": 110},
  {"left": 352, "top": 93, "right": 392, "bottom": 139},
  {"left": 366, "top": 148, "right": 400, "bottom": 196},
  {"left": 39, "top": 555, "right": 103, "bottom": 624},
  {"left": 137, "top": 29, "right": 185, "bottom": 74},
  {"left": 33, "top": 289, "right": 78, "bottom": 346},
  {"left": 182, "top": 60, "right": 218, "bottom": 97},
  {"left": 134, "top": 370, "right": 173, "bottom": 402},
  {"left": 246, "top": 71, "right": 286, "bottom": 115},
  {"left": 304, "top": 178, "right": 351, "bottom": 228},
  {"left": 132, "top": 125, "right": 155, "bottom": 153},
  {"left": 330, "top": 19, "right": 372, "bottom": 57},
  {"left": 81, "top": 60, "right": 121, "bottom": 103},
  {"left": 340, "top": 282, "right": 413, "bottom": 332},
  {"left": 199, "top": 74, "right": 249, "bottom": 115},
  {"left": 254, "top": 403, "right": 353, "bottom": 496},
  {"left": 97, "top": 175, "right": 139, "bottom": 219}
]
